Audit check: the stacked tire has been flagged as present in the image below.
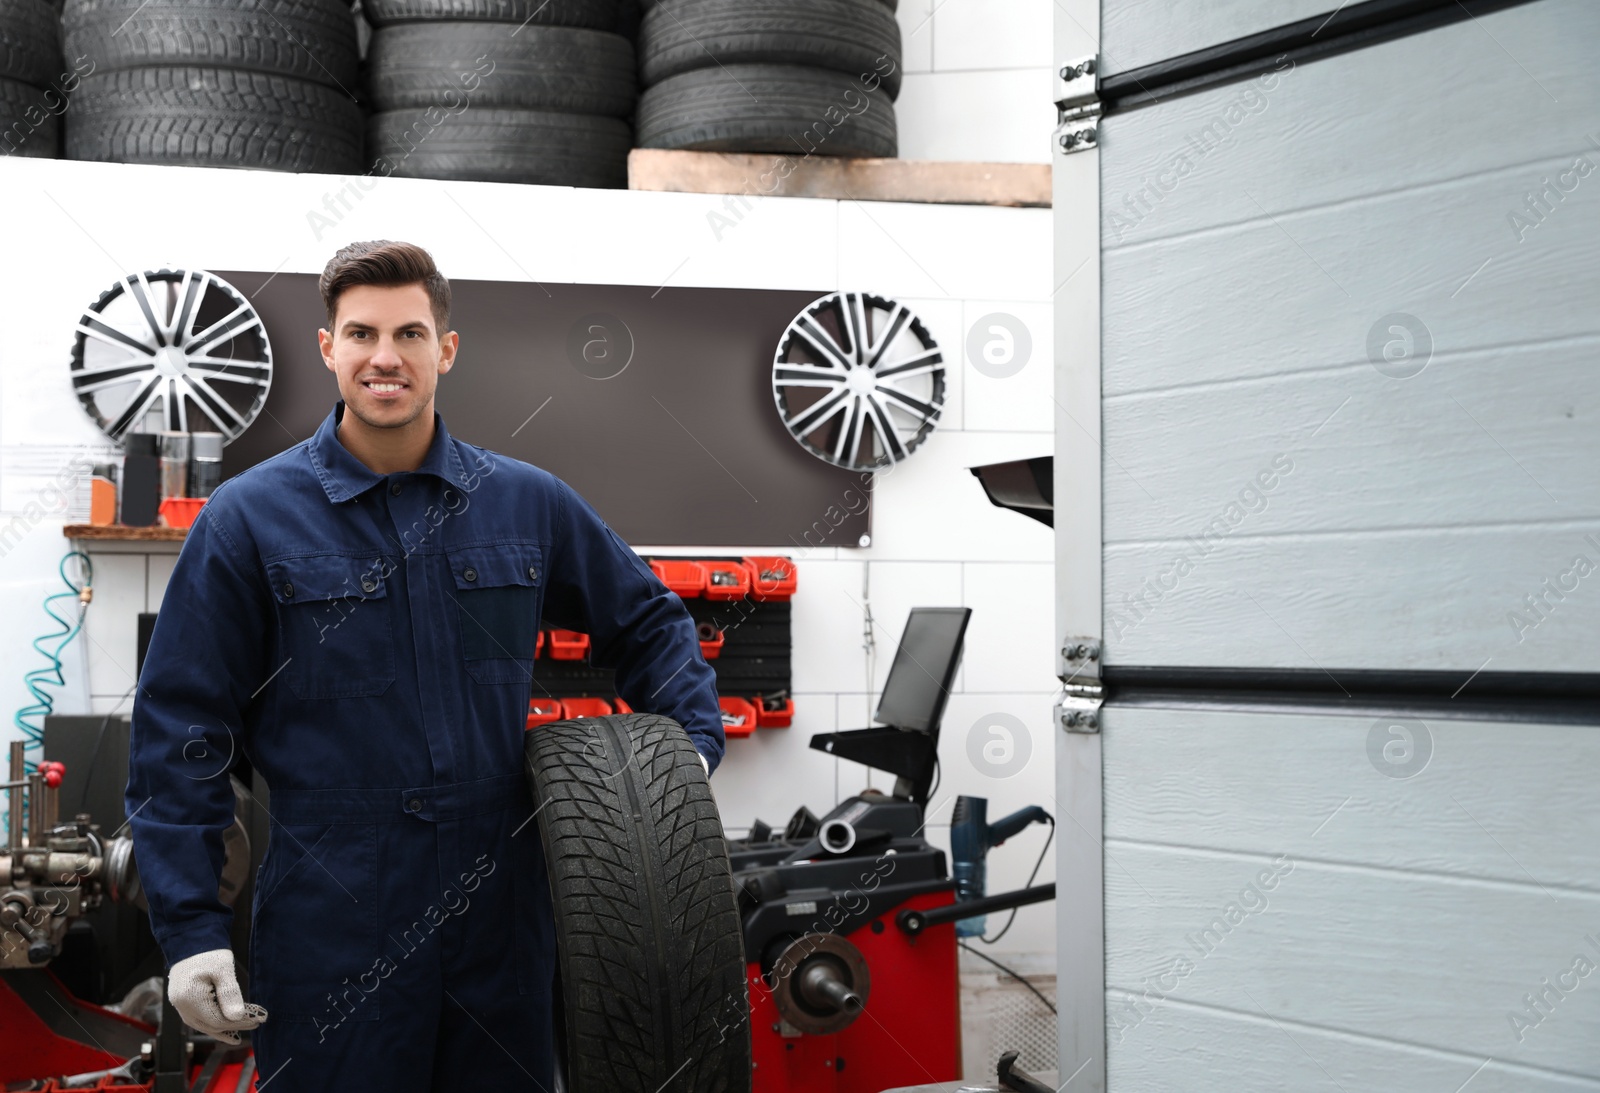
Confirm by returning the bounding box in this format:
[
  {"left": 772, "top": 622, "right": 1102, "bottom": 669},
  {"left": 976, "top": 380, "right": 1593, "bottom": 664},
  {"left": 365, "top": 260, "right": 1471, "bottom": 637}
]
[
  {"left": 61, "top": 0, "right": 363, "bottom": 173},
  {"left": 635, "top": 0, "right": 901, "bottom": 159},
  {"left": 363, "top": 0, "right": 636, "bottom": 188},
  {"left": 0, "top": 0, "right": 66, "bottom": 159}
]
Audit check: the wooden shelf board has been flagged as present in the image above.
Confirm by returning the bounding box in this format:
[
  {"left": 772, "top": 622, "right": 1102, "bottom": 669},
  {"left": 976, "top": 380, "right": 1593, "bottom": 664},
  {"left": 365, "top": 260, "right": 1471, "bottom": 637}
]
[
  {"left": 64, "top": 524, "right": 188, "bottom": 541},
  {"left": 628, "top": 149, "right": 1051, "bottom": 208}
]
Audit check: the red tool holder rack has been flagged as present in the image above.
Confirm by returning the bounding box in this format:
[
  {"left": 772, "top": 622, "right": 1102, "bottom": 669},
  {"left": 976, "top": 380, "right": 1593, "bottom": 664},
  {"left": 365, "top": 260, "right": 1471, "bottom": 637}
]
[{"left": 522, "top": 555, "right": 796, "bottom": 755}]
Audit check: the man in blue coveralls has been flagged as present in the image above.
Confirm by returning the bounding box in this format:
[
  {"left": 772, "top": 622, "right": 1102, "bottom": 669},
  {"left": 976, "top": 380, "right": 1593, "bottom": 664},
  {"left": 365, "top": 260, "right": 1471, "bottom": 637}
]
[{"left": 125, "top": 240, "right": 725, "bottom": 1090}]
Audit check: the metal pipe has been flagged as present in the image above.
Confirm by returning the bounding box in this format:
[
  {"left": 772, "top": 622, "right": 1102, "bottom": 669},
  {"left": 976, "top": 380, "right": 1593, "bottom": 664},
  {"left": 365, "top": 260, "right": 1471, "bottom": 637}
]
[
  {"left": 7, "top": 742, "right": 21, "bottom": 852},
  {"left": 27, "top": 772, "right": 43, "bottom": 846}
]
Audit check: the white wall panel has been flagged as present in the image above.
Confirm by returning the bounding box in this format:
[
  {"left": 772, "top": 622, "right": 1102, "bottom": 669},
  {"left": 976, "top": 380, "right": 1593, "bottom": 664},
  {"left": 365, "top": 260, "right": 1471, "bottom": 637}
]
[
  {"left": 1105, "top": 522, "right": 1600, "bottom": 672},
  {"left": 1101, "top": 2, "right": 1600, "bottom": 250},
  {"left": 1107, "top": 991, "right": 1600, "bottom": 1093},
  {"left": 1103, "top": 706, "right": 1600, "bottom": 1084},
  {"left": 1105, "top": 339, "right": 1599, "bottom": 540},
  {"left": 1103, "top": 708, "right": 1600, "bottom": 890},
  {"left": 1102, "top": 0, "right": 1334, "bottom": 76},
  {"left": 1101, "top": 155, "right": 1600, "bottom": 396}
]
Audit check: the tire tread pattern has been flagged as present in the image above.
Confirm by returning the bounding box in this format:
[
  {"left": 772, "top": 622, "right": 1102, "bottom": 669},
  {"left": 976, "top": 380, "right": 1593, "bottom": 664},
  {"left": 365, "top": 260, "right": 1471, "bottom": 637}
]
[
  {"left": 636, "top": 62, "right": 897, "bottom": 158},
  {"left": 639, "top": 0, "right": 901, "bottom": 101},
  {"left": 0, "top": 0, "right": 60, "bottom": 89},
  {"left": 367, "top": 108, "right": 630, "bottom": 187},
  {"left": 66, "top": 66, "right": 363, "bottom": 173},
  {"left": 63, "top": 0, "right": 360, "bottom": 90},
  {"left": 363, "top": 0, "right": 618, "bottom": 29},
  {"left": 526, "top": 713, "right": 751, "bottom": 1092},
  {"left": 0, "top": 74, "right": 60, "bottom": 157},
  {"left": 367, "top": 24, "right": 635, "bottom": 117}
]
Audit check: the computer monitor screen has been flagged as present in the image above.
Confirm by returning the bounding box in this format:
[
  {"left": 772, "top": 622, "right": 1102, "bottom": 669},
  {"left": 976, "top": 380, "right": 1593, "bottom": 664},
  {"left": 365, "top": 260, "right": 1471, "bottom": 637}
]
[{"left": 873, "top": 607, "right": 971, "bottom": 733}]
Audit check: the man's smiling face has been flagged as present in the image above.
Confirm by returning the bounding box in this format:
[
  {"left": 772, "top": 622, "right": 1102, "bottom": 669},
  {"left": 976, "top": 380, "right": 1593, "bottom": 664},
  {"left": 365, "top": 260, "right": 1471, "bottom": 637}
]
[{"left": 318, "top": 282, "right": 457, "bottom": 430}]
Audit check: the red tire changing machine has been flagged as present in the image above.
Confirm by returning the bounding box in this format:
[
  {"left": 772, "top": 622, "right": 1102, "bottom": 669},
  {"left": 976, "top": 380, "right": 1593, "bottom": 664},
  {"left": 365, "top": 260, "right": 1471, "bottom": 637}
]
[{"left": 727, "top": 607, "right": 1056, "bottom": 1093}]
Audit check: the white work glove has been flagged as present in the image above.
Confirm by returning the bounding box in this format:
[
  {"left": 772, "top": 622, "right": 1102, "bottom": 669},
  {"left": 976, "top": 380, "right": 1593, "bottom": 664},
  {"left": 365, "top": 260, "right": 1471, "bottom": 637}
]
[{"left": 167, "top": 949, "right": 267, "bottom": 1044}]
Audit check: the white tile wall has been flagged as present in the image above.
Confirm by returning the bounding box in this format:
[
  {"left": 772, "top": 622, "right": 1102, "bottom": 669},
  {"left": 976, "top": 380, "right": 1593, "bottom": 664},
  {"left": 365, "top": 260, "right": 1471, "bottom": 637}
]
[
  {"left": 931, "top": 0, "right": 1055, "bottom": 70},
  {"left": 896, "top": 69, "right": 1056, "bottom": 165}
]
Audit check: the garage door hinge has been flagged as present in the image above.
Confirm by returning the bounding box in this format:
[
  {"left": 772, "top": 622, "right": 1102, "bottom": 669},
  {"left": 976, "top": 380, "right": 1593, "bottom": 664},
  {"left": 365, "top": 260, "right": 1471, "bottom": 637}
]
[
  {"left": 1054, "top": 55, "right": 1101, "bottom": 154},
  {"left": 1057, "top": 683, "right": 1103, "bottom": 733}
]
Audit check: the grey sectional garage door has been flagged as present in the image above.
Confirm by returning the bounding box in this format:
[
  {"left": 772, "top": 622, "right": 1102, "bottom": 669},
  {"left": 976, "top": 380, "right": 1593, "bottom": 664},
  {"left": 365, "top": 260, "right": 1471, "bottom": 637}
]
[{"left": 1088, "top": 1, "right": 1600, "bottom": 1089}]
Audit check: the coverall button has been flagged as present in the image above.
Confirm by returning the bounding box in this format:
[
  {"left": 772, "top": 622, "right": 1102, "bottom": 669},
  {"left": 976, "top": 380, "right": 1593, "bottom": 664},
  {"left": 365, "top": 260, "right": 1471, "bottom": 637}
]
[
  {"left": 390, "top": 482, "right": 402, "bottom": 496},
  {"left": 282, "top": 582, "right": 293, "bottom": 598},
  {"left": 463, "top": 567, "right": 477, "bottom": 582},
  {"left": 361, "top": 579, "right": 377, "bottom": 593},
  {"left": 407, "top": 797, "right": 422, "bottom": 812},
  {"left": 528, "top": 566, "right": 538, "bottom": 581}
]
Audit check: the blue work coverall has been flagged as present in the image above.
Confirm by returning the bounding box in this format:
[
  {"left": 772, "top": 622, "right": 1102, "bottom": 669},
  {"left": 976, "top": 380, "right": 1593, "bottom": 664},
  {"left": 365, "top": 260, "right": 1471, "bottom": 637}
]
[{"left": 126, "top": 398, "right": 725, "bottom": 1090}]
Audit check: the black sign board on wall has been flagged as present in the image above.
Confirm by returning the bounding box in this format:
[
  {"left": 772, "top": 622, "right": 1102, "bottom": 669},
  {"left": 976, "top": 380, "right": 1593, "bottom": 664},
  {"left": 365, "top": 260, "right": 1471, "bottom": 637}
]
[{"left": 214, "top": 271, "right": 871, "bottom": 548}]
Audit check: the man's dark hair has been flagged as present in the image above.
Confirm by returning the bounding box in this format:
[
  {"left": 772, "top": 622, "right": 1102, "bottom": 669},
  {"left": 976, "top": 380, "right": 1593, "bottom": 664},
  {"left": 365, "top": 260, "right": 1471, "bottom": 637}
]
[{"left": 319, "top": 240, "right": 451, "bottom": 335}]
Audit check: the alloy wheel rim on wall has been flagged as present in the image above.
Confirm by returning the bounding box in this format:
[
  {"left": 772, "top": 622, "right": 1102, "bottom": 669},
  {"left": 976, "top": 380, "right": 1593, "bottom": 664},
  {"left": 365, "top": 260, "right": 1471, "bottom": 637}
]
[
  {"left": 70, "top": 269, "right": 273, "bottom": 444},
  {"left": 771, "top": 291, "right": 945, "bottom": 472}
]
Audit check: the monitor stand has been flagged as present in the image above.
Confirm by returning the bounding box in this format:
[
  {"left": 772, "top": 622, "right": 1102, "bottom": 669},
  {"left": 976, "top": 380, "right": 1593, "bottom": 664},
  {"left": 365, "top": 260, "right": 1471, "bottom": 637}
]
[{"left": 808, "top": 726, "right": 939, "bottom": 806}]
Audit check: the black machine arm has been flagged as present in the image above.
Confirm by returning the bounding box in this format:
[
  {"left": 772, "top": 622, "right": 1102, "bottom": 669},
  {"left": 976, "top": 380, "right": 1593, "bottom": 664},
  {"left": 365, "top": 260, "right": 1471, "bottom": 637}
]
[{"left": 895, "top": 883, "right": 1056, "bottom": 936}]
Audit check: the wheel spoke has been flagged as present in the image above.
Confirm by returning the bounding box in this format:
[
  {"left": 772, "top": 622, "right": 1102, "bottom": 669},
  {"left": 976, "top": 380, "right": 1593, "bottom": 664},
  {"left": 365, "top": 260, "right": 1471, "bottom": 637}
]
[
  {"left": 180, "top": 374, "right": 249, "bottom": 438},
  {"left": 793, "top": 315, "right": 854, "bottom": 372},
  {"left": 875, "top": 384, "right": 938, "bottom": 420},
  {"left": 78, "top": 317, "right": 156, "bottom": 357},
  {"left": 105, "top": 376, "right": 165, "bottom": 440},
  {"left": 185, "top": 304, "right": 256, "bottom": 356},
  {"left": 832, "top": 396, "right": 863, "bottom": 464},
  {"left": 863, "top": 304, "right": 911, "bottom": 370},
  {"left": 841, "top": 294, "right": 870, "bottom": 363},
  {"left": 189, "top": 313, "right": 263, "bottom": 358},
  {"left": 874, "top": 346, "right": 942, "bottom": 380},
  {"left": 73, "top": 364, "right": 152, "bottom": 395},
  {"left": 188, "top": 356, "right": 271, "bottom": 384},
  {"left": 168, "top": 378, "right": 187, "bottom": 432},
  {"left": 173, "top": 270, "right": 209, "bottom": 346},
  {"left": 864, "top": 392, "right": 907, "bottom": 462},
  {"left": 125, "top": 273, "right": 169, "bottom": 349},
  {"left": 785, "top": 386, "right": 852, "bottom": 437}
]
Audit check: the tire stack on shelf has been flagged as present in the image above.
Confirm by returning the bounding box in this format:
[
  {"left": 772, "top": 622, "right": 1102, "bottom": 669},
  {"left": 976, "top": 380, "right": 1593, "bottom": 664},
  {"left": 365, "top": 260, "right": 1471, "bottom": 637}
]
[
  {"left": 61, "top": 0, "right": 364, "bottom": 173},
  {"left": 363, "top": 0, "right": 637, "bottom": 188},
  {"left": 635, "top": 0, "right": 902, "bottom": 159},
  {"left": 0, "top": 0, "right": 66, "bottom": 159}
]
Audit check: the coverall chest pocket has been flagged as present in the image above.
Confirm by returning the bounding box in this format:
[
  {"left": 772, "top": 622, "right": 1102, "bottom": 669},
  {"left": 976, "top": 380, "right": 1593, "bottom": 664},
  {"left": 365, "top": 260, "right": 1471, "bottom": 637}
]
[
  {"left": 266, "top": 554, "right": 395, "bottom": 700},
  {"left": 248, "top": 821, "right": 381, "bottom": 1023},
  {"left": 448, "top": 543, "right": 543, "bottom": 685}
]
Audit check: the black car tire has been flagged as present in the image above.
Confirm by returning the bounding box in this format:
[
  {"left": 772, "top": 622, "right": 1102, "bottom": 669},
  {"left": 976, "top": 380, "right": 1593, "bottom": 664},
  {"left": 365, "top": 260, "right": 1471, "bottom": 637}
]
[
  {"left": 636, "top": 63, "right": 897, "bottom": 158},
  {"left": 363, "top": 0, "right": 618, "bottom": 29},
  {"left": 524, "top": 713, "right": 751, "bottom": 1092},
  {"left": 368, "top": 107, "right": 632, "bottom": 188},
  {"left": 0, "top": 74, "right": 60, "bottom": 157},
  {"left": 0, "top": 0, "right": 61, "bottom": 88},
  {"left": 367, "top": 24, "right": 635, "bottom": 117},
  {"left": 639, "top": 0, "right": 902, "bottom": 101},
  {"left": 62, "top": 0, "right": 360, "bottom": 91},
  {"left": 66, "top": 67, "right": 364, "bottom": 173}
]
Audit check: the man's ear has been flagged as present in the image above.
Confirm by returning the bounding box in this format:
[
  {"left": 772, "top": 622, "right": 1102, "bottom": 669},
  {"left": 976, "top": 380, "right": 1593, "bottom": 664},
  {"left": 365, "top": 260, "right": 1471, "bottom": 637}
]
[
  {"left": 317, "top": 328, "right": 336, "bottom": 371},
  {"left": 438, "top": 330, "right": 459, "bottom": 375}
]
